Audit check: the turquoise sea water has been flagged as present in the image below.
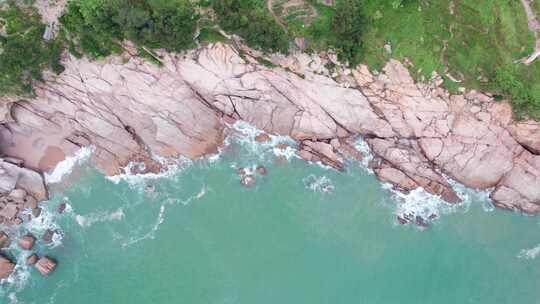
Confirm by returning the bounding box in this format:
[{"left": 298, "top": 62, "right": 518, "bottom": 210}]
[{"left": 2, "top": 125, "right": 540, "bottom": 304}]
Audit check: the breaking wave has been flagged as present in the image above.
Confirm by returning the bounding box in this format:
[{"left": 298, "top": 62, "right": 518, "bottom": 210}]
[
  {"left": 45, "top": 146, "right": 95, "bottom": 184},
  {"left": 303, "top": 175, "right": 335, "bottom": 194},
  {"left": 122, "top": 185, "right": 209, "bottom": 248},
  {"left": 106, "top": 156, "right": 190, "bottom": 186},
  {"left": 517, "top": 243, "right": 540, "bottom": 260}
]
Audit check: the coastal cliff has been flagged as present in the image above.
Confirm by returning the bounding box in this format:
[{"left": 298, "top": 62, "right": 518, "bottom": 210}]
[{"left": 0, "top": 42, "right": 539, "bottom": 215}]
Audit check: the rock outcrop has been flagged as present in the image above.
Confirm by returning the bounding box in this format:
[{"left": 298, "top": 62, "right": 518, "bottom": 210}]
[
  {"left": 0, "top": 254, "right": 15, "bottom": 279},
  {"left": 1, "top": 43, "right": 540, "bottom": 213},
  {"left": 0, "top": 158, "right": 47, "bottom": 225},
  {"left": 35, "top": 256, "right": 57, "bottom": 276}
]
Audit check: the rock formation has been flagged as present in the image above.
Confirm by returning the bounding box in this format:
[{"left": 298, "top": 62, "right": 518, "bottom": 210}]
[
  {"left": 35, "top": 256, "right": 57, "bottom": 276},
  {"left": 0, "top": 43, "right": 539, "bottom": 213},
  {"left": 0, "top": 254, "right": 15, "bottom": 279},
  {"left": 18, "top": 234, "right": 36, "bottom": 250}
]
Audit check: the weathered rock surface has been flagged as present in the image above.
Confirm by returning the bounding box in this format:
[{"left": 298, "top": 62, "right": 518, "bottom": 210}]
[
  {"left": 0, "top": 231, "right": 10, "bottom": 249},
  {"left": 0, "top": 254, "right": 15, "bottom": 279},
  {"left": 18, "top": 234, "right": 36, "bottom": 250},
  {"left": 1, "top": 43, "right": 540, "bottom": 213},
  {"left": 0, "top": 159, "right": 46, "bottom": 225},
  {"left": 35, "top": 256, "right": 57, "bottom": 276},
  {"left": 26, "top": 254, "right": 38, "bottom": 266}
]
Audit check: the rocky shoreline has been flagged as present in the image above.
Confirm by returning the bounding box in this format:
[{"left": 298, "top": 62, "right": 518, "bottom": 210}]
[{"left": 0, "top": 41, "right": 540, "bottom": 278}]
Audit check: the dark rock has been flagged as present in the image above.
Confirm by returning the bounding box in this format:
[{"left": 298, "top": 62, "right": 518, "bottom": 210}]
[
  {"left": 256, "top": 165, "right": 267, "bottom": 175},
  {"left": 397, "top": 216, "right": 408, "bottom": 225},
  {"left": 32, "top": 207, "right": 42, "bottom": 218},
  {"left": 415, "top": 216, "right": 429, "bottom": 228},
  {"left": 18, "top": 234, "right": 36, "bottom": 250},
  {"left": 26, "top": 254, "right": 38, "bottom": 266},
  {"left": 57, "top": 202, "right": 67, "bottom": 214},
  {"left": 240, "top": 175, "right": 256, "bottom": 187},
  {"left": 42, "top": 229, "right": 56, "bottom": 244},
  {"left": 13, "top": 217, "right": 23, "bottom": 225},
  {"left": 0, "top": 231, "right": 10, "bottom": 249},
  {"left": 35, "top": 256, "right": 57, "bottom": 276}
]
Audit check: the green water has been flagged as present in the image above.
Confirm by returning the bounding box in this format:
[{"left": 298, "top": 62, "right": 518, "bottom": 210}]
[{"left": 2, "top": 133, "right": 540, "bottom": 304}]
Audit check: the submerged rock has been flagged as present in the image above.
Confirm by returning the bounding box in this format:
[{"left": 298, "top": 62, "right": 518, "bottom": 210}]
[
  {"left": 57, "top": 202, "right": 67, "bottom": 214},
  {"left": 42, "top": 229, "right": 56, "bottom": 244},
  {"left": 35, "top": 256, "right": 57, "bottom": 276},
  {"left": 0, "top": 231, "right": 10, "bottom": 249},
  {"left": 255, "top": 133, "right": 272, "bottom": 142},
  {"left": 18, "top": 234, "right": 36, "bottom": 250},
  {"left": 26, "top": 254, "right": 39, "bottom": 266},
  {"left": 0, "top": 254, "right": 15, "bottom": 279},
  {"left": 240, "top": 175, "right": 256, "bottom": 187},
  {"left": 256, "top": 165, "right": 267, "bottom": 175}
]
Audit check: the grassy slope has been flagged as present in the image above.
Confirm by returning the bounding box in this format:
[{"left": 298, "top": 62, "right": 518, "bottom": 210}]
[{"left": 360, "top": 0, "right": 538, "bottom": 93}]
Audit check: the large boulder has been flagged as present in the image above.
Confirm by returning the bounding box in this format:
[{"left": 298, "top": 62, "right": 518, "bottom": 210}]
[
  {"left": 18, "top": 234, "right": 36, "bottom": 250},
  {"left": 0, "top": 255, "right": 15, "bottom": 279},
  {"left": 35, "top": 256, "right": 57, "bottom": 276},
  {"left": 0, "top": 161, "right": 47, "bottom": 202}
]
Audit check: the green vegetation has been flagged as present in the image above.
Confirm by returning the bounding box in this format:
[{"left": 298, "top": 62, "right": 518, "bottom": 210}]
[
  {"left": 356, "top": 0, "right": 540, "bottom": 119},
  {"left": 0, "top": 3, "right": 64, "bottom": 96},
  {"left": 211, "top": 0, "right": 289, "bottom": 53},
  {"left": 2, "top": 0, "right": 540, "bottom": 119},
  {"left": 198, "top": 27, "right": 228, "bottom": 44},
  {"left": 60, "top": 0, "right": 198, "bottom": 59}
]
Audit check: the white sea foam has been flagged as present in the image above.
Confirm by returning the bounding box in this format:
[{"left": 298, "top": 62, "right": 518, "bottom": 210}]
[
  {"left": 303, "top": 174, "right": 335, "bottom": 194},
  {"left": 106, "top": 156, "right": 189, "bottom": 186},
  {"left": 229, "top": 120, "right": 297, "bottom": 159},
  {"left": 45, "top": 146, "right": 95, "bottom": 184},
  {"left": 386, "top": 176, "right": 494, "bottom": 226},
  {"left": 122, "top": 205, "right": 165, "bottom": 248},
  {"left": 352, "top": 137, "right": 374, "bottom": 171},
  {"left": 517, "top": 243, "right": 540, "bottom": 260},
  {"left": 122, "top": 185, "right": 208, "bottom": 247},
  {"left": 75, "top": 208, "right": 125, "bottom": 228}
]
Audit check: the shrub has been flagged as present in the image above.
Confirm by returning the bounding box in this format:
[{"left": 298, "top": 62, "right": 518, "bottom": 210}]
[
  {"left": 212, "top": 0, "right": 289, "bottom": 53},
  {"left": 0, "top": 3, "right": 64, "bottom": 96},
  {"left": 60, "top": 0, "right": 198, "bottom": 59}
]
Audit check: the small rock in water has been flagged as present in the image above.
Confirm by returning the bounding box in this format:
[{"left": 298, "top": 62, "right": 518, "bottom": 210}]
[
  {"left": 42, "top": 229, "right": 56, "bottom": 244},
  {"left": 428, "top": 213, "right": 438, "bottom": 220},
  {"left": 57, "top": 202, "right": 67, "bottom": 214},
  {"left": 397, "top": 216, "right": 409, "bottom": 225},
  {"left": 236, "top": 167, "right": 246, "bottom": 176},
  {"left": 35, "top": 256, "right": 57, "bottom": 276},
  {"left": 255, "top": 133, "right": 271, "bottom": 142},
  {"left": 145, "top": 184, "right": 156, "bottom": 193},
  {"left": 26, "top": 254, "right": 38, "bottom": 266},
  {"left": 240, "top": 175, "right": 256, "bottom": 187},
  {"left": 0, "top": 231, "right": 11, "bottom": 248},
  {"left": 0, "top": 254, "right": 15, "bottom": 279},
  {"left": 13, "top": 217, "right": 23, "bottom": 225},
  {"left": 415, "top": 216, "right": 429, "bottom": 229},
  {"left": 275, "top": 143, "right": 290, "bottom": 150},
  {"left": 18, "top": 234, "right": 36, "bottom": 250},
  {"left": 256, "top": 165, "right": 267, "bottom": 175},
  {"left": 32, "top": 207, "right": 42, "bottom": 218}
]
